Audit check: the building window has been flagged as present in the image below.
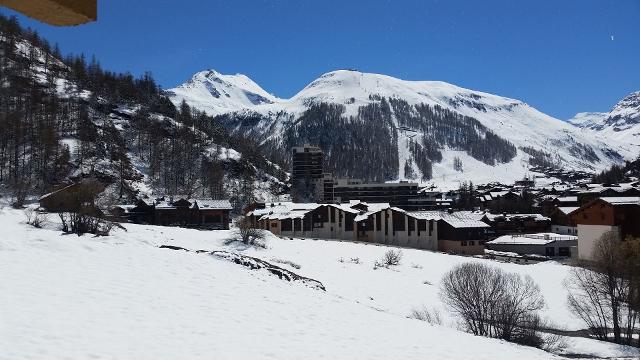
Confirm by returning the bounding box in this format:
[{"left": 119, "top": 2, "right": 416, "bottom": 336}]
[
  {"left": 461, "top": 241, "right": 468, "bottom": 247},
  {"left": 469, "top": 241, "right": 475, "bottom": 246}
]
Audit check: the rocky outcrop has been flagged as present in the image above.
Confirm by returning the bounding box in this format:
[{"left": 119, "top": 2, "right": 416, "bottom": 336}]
[{"left": 159, "top": 245, "right": 326, "bottom": 291}]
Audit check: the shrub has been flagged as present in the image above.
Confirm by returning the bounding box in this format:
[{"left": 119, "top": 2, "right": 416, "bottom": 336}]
[
  {"left": 234, "top": 215, "right": 265, "bottom": 246},
  {"left": 409, "top": 306, "right": 443, "bottom": 325},
  {"left": 440, "top": 262, "right": 550, "bottom": 349},
  {"left": 59, "top": 209, "right": 113, "bottom": 236},
  {"left": 24, "top": 208, "right": 49, "bottom": 228},
  {"left": 381, "top": 249, "right": 403, "bottom": 266}
]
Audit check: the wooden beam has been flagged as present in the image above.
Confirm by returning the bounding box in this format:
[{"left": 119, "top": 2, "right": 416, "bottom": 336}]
[{"left": 0, "top": 0, "right": 96, "bottom": 26}]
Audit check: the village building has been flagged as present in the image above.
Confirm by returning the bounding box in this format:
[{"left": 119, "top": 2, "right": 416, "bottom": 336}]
[
  {"left": 485, "top": 233, "right": 577, "bottom": 260},
  {"left": 575, "top": 183, "right": 640, "bottom": 205},
  {"left": 571, "top": 197, "right": 640, "bottom": 261},
  {"left": 39, "top": 178, "right": 105, "bottom": 214},
  {"left": 113, "top": 197, "right": 232, "bottom": 229},
  {"left": 433, "top": 211, "right": 490, "bottom": 255},
  {"left": 480, "top": 213, "right": 551, "bottom": 236},
  {"left": 549, "top": 206, "right": 579, "bottom": 235},
  {"left": 249, "top": 201, "right": 492, "bottom": 252}
]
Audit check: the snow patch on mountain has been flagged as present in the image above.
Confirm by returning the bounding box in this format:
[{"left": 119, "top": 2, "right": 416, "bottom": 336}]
[{"left": 567, "top": 112, "right": 608, "bottom": 129}]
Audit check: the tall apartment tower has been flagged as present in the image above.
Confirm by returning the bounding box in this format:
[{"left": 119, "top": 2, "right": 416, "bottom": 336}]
[{"left": 291, "top": 145, "right": 326, "bottom": 202}]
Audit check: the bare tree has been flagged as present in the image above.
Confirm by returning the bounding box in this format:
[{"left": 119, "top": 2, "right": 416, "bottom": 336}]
[
  {"left": 24, "top": 208, "right": 49, "bottom": 228},
  {"left": 440, "top": 262, "right": 547, "bottom": 347},
  {"left": 566, "top": 232, "right": 640, "bottom": 346}
]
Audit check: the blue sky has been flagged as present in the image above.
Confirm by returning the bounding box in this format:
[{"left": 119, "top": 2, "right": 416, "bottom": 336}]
[{"left": 2, "top": 0, "right": 639, "bottom": 119}]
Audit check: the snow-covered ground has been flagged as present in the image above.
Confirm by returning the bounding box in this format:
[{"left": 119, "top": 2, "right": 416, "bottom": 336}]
[{"left": 1, "top": 205, "right": 639, "bottom": 359}]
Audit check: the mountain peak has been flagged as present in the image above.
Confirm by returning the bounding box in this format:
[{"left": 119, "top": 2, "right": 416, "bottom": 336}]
[{"left": 168, "top": 69, "right": 279, "bottom": 116}]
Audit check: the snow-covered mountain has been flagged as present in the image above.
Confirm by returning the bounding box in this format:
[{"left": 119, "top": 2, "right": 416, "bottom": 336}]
[
  {"left": 568, "top": 91, "right": 640, "bottom": 158},
  {"left": 567, "top": 112, "right": 608, "bottom": 130},
  {"left": 166, "top": 69, "right": 281, "bottom": 116},
  {"left": 169, "top": 69, "right": 630, "bottom": 187}
]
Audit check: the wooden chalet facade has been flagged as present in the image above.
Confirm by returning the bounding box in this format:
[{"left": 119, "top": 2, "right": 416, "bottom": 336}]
[
  {"left": 39, "top": 178, "right": 105, "bottom": 215},
  {"left": 481, "top": 213, "right": 551, "bottom": 236},
  {"left": 570, "top": 197, "right": 640, "bottom": 260},
  {"left": 113, "top": 198, "right": 232, "bottom": 229}
]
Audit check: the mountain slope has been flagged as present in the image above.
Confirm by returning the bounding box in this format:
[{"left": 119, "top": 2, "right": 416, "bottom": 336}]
[
  {"left": 166, "top": 69, "right": 281, "bottom": 117},
  {"left": 0, "top": 15, "right": 286, "bottom": 208},
  {"left": 567, "top": 112, "right": 608, "bottom": 129},
  {"left": 170, "top": 70, "right": 628, "bottom": 187},
  {"left": 568, "top": 91, "right": 640, "bottom": 157}
]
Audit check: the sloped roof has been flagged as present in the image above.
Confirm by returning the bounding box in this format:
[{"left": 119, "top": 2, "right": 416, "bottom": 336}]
[
  {"left": 487, "top": 233, "right": 577, "bottom": 246},
  {"left": 599, "top": 197, "right": 640, "bottom": 206},
  {"left": 193, "top": 199, "right": 232, "bottom": 210},
  {"left": 407, "top": 211, "right": 489, "bottom": 228},
  {"left": 557, "top": 207, "right": 579, "bottom": 215},
  {"left": 483, "top": 213, "right": 550, "bottom": 222}
]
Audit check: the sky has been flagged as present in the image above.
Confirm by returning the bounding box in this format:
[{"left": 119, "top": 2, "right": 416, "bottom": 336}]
[{"left": 2, "top": 0, "right": 639, "bottom": 119}]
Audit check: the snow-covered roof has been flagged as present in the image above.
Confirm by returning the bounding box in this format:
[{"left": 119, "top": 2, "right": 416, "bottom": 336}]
[
  {"left": 348, "top": 203, "right": 392, "bottom": 222},
  {"left": 557, "top": 207, "right": 579, "bottom": 215},
  {"left": 407, "top": 211, "right": 489, "bottom": 228},
  {"left": 192, "top": 199, "right": 232, "bottom": 210},
  {"left": 251, "top": 202, "right": 321, "bottom": 219},
  {"left": 487, "top": 233, "right": 577, "bottom": 246},
  {"left": 154, "top": 198, "right": 232, "bottom": 210},
  {"left": 556, "top": 196, "right": 577, "bottom": 203},
  {"left": 39, "top": 183, "right": 76, "bottom": 201},
  {"left": 599, "top": 197, "right": 640, "bottom": 206},
  {"left": 483, "top": 213, "right": 550, "bottom": 222},
  {"left": 484, "top": 249, "right": 549, "bottom": 260}
]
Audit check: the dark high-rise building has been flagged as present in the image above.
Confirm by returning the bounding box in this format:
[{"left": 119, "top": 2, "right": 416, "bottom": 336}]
[{"left": 291, "top": 145, "right": 325, "bottom": 202}]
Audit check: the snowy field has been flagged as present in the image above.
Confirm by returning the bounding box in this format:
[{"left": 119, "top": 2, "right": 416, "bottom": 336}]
[{"left": 1, "top": 206, "right": 639, "bottom": 360}]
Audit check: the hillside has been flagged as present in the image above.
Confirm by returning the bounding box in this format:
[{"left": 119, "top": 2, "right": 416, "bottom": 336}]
[
  {"left": 2, "top": 205, "right": 639, "bottom": 359},
  {"left": 0, "top": 14, "right": 286, "bottom": 209},
  {"left": 169, "top": 70, "right": 631, "bottom": 187},
  {"left": 569, "top": 91, "right": 640, "bottom": 158}
]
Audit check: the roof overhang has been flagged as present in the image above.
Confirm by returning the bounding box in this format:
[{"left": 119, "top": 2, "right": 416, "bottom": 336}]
[{"left": 0, "top": 0, "right": 97, "bottom": 26}]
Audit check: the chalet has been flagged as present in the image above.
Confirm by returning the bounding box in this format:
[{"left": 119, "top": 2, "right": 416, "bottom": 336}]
[
  {"left": 435, "top": 212, "right": 490, "bottom": 255},
  {"left": 552, "top": 196, "right": 579, "bottom": 208},
  {"left": 39, "top": 178, "right": 105, "bottom": 214},
  {"left": 113, "top": 197, "right": 231, "bottom": 229},
  {"left": 549, "top": 206, "right": 579, "bottom": 235},
  {"left": 576, "top": 184, "right": 640, "bottom": 205},
  {"left": 154, "top": 198, "right": 231, "bottom": 229},
  {"left": 570, "top": 197, "right": 640, "bottom": 261},
  {"left": 478, "top": 190, "right": 522, "bottom": 212},
  {"left": 485, "top": 233, "right": 577, "bottom": 259},
  {"left": 481, "top": 213, "right": 551, "bottom": 236}
]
